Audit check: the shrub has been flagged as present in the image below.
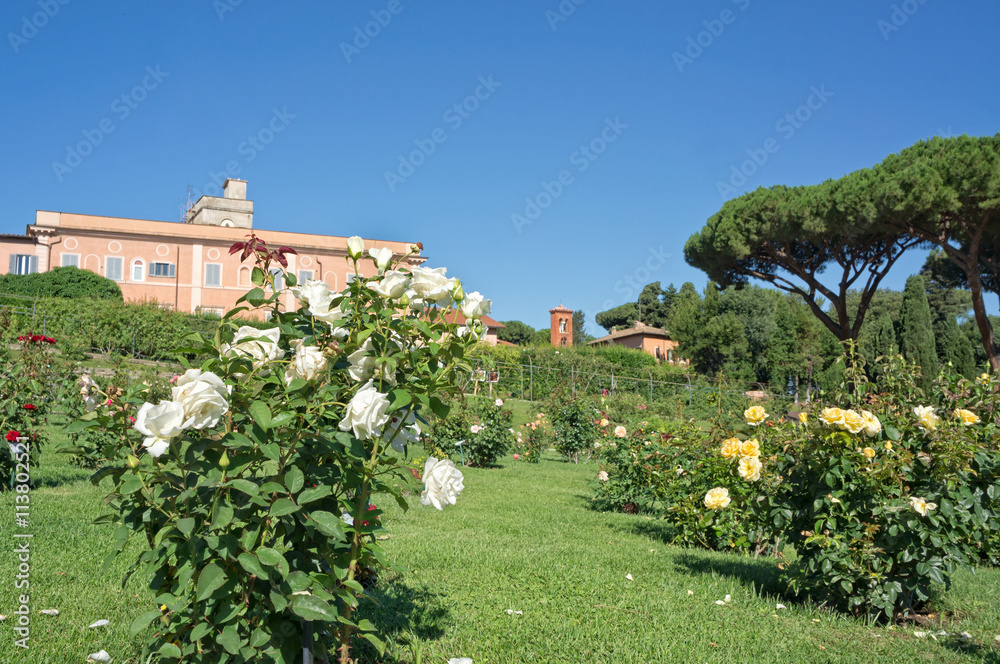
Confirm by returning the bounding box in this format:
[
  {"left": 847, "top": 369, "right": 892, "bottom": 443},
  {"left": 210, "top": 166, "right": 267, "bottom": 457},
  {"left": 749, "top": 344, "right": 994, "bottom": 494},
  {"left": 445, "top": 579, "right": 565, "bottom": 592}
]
[
  {"left": 463, "top": 398, "right": 515, "bottom": 467},
  {"left": 69, "top": 237, "right": 479, "bottom": 662},
  {"left": 515, "top": 412, "right": 549, "bottom": 463},
  {"left": 0, "top": 266, "right": 123, "bottom": 300},
  {"left": 550, "top": 390, "right": 596, "bottom": 463}
]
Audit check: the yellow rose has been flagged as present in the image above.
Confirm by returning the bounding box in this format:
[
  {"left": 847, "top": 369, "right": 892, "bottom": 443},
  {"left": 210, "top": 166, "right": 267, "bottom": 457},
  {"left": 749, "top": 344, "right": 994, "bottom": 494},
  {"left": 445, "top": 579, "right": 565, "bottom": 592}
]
[
  {"left": 884, "top": 441, "right": 893, "bottom": 451},
  {"left": 704, "top": 487, "right": 731, "bottom": 510},
  {"left": 913, "top": 406, "right": 938, "bottom": 431},
  {"left": 841, "top": 410, "right": 865, "bottom": 434},
  {"left": 738, "top": 456, "right": 763, "bottom": 482},
  {"left": 860, "top": 410, "right": 881, "bottom": 437},
  {"left": 954, "top": 409, "right": 980, "bottom": 426},
  {"left": 862, "top": 447, "right": 876, "bottom": 460},
  {"left": 744, "top": 405, "right": 767, "bottom": 427},
  {"left": 978, "top": 372, "right": 991, "bottom": 386},
  {"left": 720, "top": 438, "right": 741, "bottom": 458},
  {"left": 798, "top": 412, "right": 808, "bottom": 424},
  {"left": 819, "top": 407, "right": 846, "bottom": 427},
  {"left": 599, "top": 418, "right": 609, "bottom": 427},
  {"left": 738, "top": 438, "right": 760, "bottom": 458},
  {"left": 909, "top": 496, "right": 937, "bottom": 517}
]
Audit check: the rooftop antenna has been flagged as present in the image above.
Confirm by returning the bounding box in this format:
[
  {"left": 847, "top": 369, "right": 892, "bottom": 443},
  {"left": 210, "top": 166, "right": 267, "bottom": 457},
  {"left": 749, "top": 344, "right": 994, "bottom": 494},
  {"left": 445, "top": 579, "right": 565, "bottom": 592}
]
[{"left": 179, "top": 186, "right": 193, "bottom": 222}]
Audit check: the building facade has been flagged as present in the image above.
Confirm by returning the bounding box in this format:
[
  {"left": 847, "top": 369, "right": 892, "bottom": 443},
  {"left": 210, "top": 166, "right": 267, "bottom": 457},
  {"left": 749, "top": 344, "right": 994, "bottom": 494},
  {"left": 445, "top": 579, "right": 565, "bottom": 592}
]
[
  {"left": 0, "top": 179, "right": 425, "bottom": 315},
  {"left": 588, "top": 320, "right": 682, "bottom": 363},
  {"left": 549, "top": 305, "right": 573, "bottom": 347}
]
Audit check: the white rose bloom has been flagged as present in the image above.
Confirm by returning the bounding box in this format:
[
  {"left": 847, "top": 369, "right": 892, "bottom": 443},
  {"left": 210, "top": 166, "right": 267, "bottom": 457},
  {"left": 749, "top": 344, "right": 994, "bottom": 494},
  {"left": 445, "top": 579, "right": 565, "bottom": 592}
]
[
  {"left": 285, "top": 345, "right": 329, "bottom": 384},
  {"left": 420, "top": 457, "right": 465, "bottom": 510},
  {"left": 368, "top": 247, "right": 394, "bottom": 270},
  {"left": 172, "top": 369, "right": 230, "bottom": 430},
  {"left": 495, "top": 399, "right": 504, "bottom": 407},
  {"left": 384, "top": 412, "right": 420, "bottom": 453},
  {"left": 222, "top": 326, "right": 285, "bottom": 369},
  {"left": 347, "top": 235, "right": 364, "bottom": 259},
  {"left": 409, "top": 266, "right": 456, "bottom": 307},
  {"left": 143, "top": 436, "right": 172, "bottom": 458},
  {"left": 460, "top": 292, "right": 492, "bottom": 320},
  {"left": 339, "top": 380, "right": 391, "bottom": 440},
  {"left": 291, "top": 279, "right": 333, "bottom": 308},
  {"left": 372, "top": 270, "right": 409, "bottom": 299},
  {"left": 347, "top": 338, "right": 395, "bottom": 385},
  {"left": 135, "top": 401, "right": 186, "bottom": 440},
  {"left": 295, "top": 284, "right": 346, "bottom": 326}
]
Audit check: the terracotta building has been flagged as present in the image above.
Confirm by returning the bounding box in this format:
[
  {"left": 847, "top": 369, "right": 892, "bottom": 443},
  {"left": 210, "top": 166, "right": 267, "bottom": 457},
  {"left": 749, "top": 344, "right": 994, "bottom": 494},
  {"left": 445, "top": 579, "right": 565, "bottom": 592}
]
[
  {"left": 0, "top": 179, "right": 425, "bottom": 315},
  {"left": 549, "top": 305, "right": 573, "bottom": 347},
  {"left": 587, "top": 320, "right": 682, "bottom": 363}
]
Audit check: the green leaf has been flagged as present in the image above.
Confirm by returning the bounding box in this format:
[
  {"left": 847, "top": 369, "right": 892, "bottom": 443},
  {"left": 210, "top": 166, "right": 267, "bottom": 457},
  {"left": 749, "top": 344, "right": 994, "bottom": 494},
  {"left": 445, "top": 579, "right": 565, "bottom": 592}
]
[
  {"left": 237, "top": 553, "right": 270, "bottom": 580},
  {"left": 190, "top": 622, "right": 213, "bottom": 642},
  {"left": 217, "top": 624, "right": 241, "bottom": 654},
  {"left": 429, "top": 396, "right": 450, "bottom": 419},
  {"left": 270, "top": 498, "right": 299, "bottom": 518},
  {"left": 226, "top": 479, "right": 259, "bottom": 497},
  {"left": 249, "top": 401, "right": 272, "bottom": 429},
  {"left": 270, "top": 411, "right": 295, "bottom": 429},
  {"left": 251, "top": 268, "right": 266, "bottom": 287},
  {"left": 130, "top": 609, "right": 163, "bottom": 636},
  {"left": 361, "top": 632, "right": 386, "bottom": 655},
  {"left": 211, "top": 503, "right": 235, "bottom": 531},
  {"left": 177, "top": 517, "right": 196, "bottom": 538},
  {"left": 297, "top": 485, "right": 331, "bottom": 504},
  {"left": 885, "top": 426, "right": 901, "bottom": 441},
  {"left": 310, "top": 511, "right": 346, "bottom": 541},
  {"left": 120, "top": 476, "right": 144, "bottom": 495},
  {"left": 290, "top": 594, "right": 338, "bottom": 622},
  {"left": 158, "top": 643, "right": 182, "bottom": 657},
  {"left": 196, "top": 562, "right": 229, "bottom": 601},
  {"left": 388, "top": 389, "right": 411, "bottom": 412},
  {"left": 285, "top": 467, "right": 305, "bottom": 494}
]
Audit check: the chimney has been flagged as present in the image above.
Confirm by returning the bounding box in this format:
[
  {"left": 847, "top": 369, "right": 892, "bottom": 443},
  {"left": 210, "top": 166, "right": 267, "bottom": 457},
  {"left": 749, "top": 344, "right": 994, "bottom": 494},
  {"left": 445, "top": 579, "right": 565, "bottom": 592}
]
[{"left": 223, "top": 178, "right": 247, "bottom": 200}]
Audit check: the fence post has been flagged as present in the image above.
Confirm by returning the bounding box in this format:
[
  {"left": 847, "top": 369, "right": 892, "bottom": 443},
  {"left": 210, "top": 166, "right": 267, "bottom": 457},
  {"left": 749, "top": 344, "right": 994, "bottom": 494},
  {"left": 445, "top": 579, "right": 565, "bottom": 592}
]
[
  {"left": 571, "top": 366, "right": 575, "bottom": 396},
  {"left": 529, "top": 357, "right": 534, "bottom": 402},
  {"left": 520, "top": 365, "right": 524, "bottom": 400},
  {"left": 649, "top": 371, "right": 653, "bottom": 402},
  {"left": 687, "top": 375, "right": 692, "bottom": 406}
]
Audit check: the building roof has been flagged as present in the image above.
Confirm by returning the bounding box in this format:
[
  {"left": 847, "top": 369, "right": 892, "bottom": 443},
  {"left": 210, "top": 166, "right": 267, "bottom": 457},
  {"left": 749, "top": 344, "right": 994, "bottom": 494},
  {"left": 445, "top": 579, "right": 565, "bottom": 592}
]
[
  {"left": 549, "top": 304, "right": 573, "bottom": 313},
  {"left": 587, "top": 321, "right": 672, "bottom": 345},
  {"left": 0, "top": 233, "right": 32, "bottom": 240}
]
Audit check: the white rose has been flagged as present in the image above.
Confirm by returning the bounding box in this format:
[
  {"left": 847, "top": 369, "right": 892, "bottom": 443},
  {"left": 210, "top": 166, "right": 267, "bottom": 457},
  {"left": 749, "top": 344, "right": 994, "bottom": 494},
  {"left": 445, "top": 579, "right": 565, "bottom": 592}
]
[
  {"left": 384, "top": 412, "right": 420, "bottom": 453},
  {"left": 339, "top": 380, "right": 391, "bottom": 440},
  {"left": 309, "top": 297, "right": 346, "bottom": 327},
  {"left": 222, "top": 326, "right": 285, "bottom": 369},
  {"left": 134, "top": 401, "right": 186, "bottom": 440},
  {"left": 291, "top": 279, "right": 333, "bottom": 308},
  {"left": 495, "top": 399, "right": 504, "bottom": 407},
  {"left": 347, "top": 338, "right": 394, "bottom": 385},
  {"left": 368, "top": 247, "right": 393, "bottom": 270},
  {"left": 347, "top": 235, "right": 364, "bottom": 259},
  {"left": 460, "top": 292, "right": 492, "bottom": 320},
  {"left": 285, "top": 345, "right": 329, "bottom": 384},
  {"left": 372, "top": 270, "right": 409, "bottom": 299},
  {"left": 409, "top": 266, "right": 455, "bottom": 307},
  {"left": 420, "top": 457, "right": 465, "bottom": 510},
  {"left": 172, "top": 369, "right": 230, "bottom": 430},
  {"left": 143, "top": 436, "right": 171, "bottom": 458}
]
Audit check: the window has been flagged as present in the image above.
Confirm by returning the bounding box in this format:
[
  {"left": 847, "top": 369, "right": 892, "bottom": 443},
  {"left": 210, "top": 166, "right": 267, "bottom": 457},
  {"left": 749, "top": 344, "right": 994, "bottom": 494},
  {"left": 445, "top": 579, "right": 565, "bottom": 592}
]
[
  {"left": 150, "top": 262, "right": 176, "bottom": 278},
  {"left": 269, "top": 267, "right": 284, "bottom": 291},
  {"left": 298, "top": 269, "right": 314, "bottom": 284},
  {"left": 205, "top": 263, "right": 222, "bottom": 287},
  {"left": 196, "top": 306, "right": 223, "bottom": 318},
  {"left": 106, "top": 257, "right": 123, "bottom": 281},
  {"left": 238, "top": 267, "right": 250, "bottom": 287},
  {"left": 131, "top": 259, "right": 145, "bottom": 282},
  {"left": 667, "top": 349, "right": 674, "bottom": 363},
  {"left": 61, "top": 254, "right": 80, "bottom": 268},
  {"left": 346, "top": 273, "right": 357, "bottom": 284},
  {"left": 560, "top": 337, "right": 567, "bottom": 347},
  {"left": 9, "top": 254, "right": 37, "bottom": 275}
]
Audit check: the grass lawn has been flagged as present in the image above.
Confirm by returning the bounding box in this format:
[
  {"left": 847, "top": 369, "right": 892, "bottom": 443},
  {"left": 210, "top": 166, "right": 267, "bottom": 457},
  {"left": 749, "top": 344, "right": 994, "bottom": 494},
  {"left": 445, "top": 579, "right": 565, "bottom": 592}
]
[{"left": 3, "top": 420, "right": 1000, "bottom": 663}]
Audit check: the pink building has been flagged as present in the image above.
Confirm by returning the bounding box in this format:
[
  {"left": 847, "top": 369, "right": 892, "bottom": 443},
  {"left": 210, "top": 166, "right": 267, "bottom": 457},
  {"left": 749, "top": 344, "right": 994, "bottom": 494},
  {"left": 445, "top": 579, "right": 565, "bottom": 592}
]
[
  {"left": 588, "top": 320, "right": 682, "bottom": 363},
  {"left": 0, "top": 179, "right": 426, "bottom": 316}
]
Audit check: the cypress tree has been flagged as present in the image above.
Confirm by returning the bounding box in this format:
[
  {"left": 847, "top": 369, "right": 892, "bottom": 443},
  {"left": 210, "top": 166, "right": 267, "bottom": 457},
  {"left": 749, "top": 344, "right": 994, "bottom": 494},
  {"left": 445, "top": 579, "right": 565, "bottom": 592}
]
[
  {"left": 899, "top": 275, "right": 938, "bottom": 392},
  {"left": 861, "top": 311, "right": 898, "bottom": 380},
  {"left": 935, "top": 314, "right": 976, "bottom": 379}
]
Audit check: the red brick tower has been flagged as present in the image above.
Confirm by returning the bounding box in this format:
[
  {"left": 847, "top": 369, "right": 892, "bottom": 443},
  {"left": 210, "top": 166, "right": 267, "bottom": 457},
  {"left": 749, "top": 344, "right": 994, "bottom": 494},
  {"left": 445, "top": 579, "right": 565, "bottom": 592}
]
[{"left": 549, "top": 305, "right": 573, "bottom": 348}]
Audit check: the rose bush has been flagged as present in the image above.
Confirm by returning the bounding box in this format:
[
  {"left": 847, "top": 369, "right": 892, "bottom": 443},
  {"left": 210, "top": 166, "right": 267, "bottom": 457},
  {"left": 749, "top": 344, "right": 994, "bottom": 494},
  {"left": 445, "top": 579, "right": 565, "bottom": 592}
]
[{"left": 70, "top": 234, "right": 479, "bottom": 662}]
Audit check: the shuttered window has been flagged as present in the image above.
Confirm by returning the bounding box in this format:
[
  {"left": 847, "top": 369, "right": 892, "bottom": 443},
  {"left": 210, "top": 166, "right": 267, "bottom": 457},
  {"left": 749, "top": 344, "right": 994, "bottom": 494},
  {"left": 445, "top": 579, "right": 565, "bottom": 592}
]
[{"left": 9, "top": 254, "right": 37, "bottom": 275}]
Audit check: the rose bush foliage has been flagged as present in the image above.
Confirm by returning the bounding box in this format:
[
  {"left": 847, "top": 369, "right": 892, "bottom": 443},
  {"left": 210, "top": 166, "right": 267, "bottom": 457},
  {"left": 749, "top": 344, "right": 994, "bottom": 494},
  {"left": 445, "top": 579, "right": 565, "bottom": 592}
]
[{"left": 71, "top": 237, "right": 483, "bottom": 663}]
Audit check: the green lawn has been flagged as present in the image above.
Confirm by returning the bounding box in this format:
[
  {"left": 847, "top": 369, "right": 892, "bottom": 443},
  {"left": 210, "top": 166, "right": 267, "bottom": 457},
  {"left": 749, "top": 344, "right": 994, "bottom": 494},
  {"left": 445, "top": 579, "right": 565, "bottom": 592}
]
[{"left": 3, "top": 423, "right": 1000, "bottom": 663}]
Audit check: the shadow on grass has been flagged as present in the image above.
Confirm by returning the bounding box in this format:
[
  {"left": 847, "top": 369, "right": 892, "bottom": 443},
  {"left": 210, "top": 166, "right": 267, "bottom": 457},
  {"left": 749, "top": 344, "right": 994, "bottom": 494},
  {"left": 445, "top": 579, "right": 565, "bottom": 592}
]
[
  {"left": 671, "top": 551, "right": 785, "bottom": 598},
  {"left": 354, "top": 579, "right": 451, "bottom": 662},
  {"left": 939, "top": 639, "right": 1000, "bottom": 664}
]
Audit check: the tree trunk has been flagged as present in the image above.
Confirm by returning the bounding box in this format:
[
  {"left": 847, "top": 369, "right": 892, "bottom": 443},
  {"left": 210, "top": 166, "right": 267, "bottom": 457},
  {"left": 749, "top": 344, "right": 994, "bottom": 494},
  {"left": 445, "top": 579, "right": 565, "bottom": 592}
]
[{"left": 967, "top": 269, "right": 1000, "bottom": 372}]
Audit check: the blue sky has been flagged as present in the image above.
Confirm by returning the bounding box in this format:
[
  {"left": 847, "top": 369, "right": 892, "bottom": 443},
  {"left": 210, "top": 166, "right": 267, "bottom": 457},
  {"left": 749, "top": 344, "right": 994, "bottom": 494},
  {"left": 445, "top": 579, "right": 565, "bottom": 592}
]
[{"left": 2, "top": 0, "right": 997, "bottom": 332}]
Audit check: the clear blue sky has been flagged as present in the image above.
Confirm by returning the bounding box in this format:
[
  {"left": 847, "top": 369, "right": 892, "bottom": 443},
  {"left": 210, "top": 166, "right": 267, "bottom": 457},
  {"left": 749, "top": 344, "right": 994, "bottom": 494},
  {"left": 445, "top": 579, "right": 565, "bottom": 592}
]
[{"left": 2, "top": 1, "right": 997, "bottom": 332}]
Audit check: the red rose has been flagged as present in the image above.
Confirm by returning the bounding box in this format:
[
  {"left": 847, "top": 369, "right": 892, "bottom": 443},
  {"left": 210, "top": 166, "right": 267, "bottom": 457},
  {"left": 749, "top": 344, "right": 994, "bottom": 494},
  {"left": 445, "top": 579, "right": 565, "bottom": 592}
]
[
  {"left": 6, "top": 430, "right": 21, "bottom": 442},
  {"left": 22, "top": 404, "right": 37, "bottom": 411},
  {"left": 44, "top": 336, "right": 56, "bottom": 344}
]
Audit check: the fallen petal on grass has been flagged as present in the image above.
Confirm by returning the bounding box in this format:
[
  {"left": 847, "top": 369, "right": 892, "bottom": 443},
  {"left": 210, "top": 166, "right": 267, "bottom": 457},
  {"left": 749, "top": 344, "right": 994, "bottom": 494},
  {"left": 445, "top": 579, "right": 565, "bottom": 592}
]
[
  {"left": 88, "top": 619, "right": 110, "bottom": 628},
  {"left": 724, "top": 594, "right": 731, "bottom": 603},
  {"left": 776, "top": 604, "right": 786, "bottom": 610},
  {"left": 715, "top": 600, "right": 726, "bottom": 606},
  {"left": 687, "top": 590, "right": 694, "bottom": 596},
  {"left": 448, "top": 659, "right": 473, "bottom": 664},
  {"left": 626, "top": 574, "right": 634, "bottom": 581},
  {"left": 40, "top": 609, "right": 59, "bottom": 616},
  {"left": 86, "top": 651, "right": 112, "bottom": 663}
]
